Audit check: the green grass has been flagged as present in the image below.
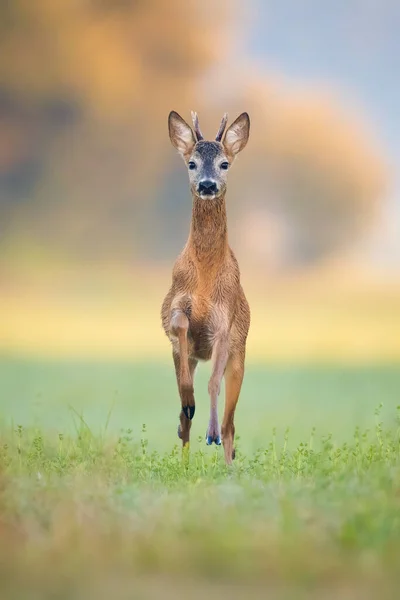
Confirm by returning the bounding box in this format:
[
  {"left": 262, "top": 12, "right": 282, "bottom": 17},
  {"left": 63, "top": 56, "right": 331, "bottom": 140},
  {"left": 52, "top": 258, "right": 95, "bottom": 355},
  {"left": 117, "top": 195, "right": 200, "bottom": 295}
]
[
  {"left": 1, "top": 358, "right": 400, "bottom": 599},
  {"left": 1, "top": 358, "right": 400, "bottom": 451}
]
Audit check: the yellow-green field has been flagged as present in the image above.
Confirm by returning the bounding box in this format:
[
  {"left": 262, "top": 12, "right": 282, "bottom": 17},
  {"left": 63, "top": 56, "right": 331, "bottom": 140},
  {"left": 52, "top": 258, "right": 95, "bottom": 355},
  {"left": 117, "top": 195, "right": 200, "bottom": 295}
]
[
  {"left": 1, "top": 264, "right": 400, "bottom": 362},
  {"left": 1, "top": 265, "right": 400, "bottom": 598},
  {"left": 1, "top": 357, "right": 400, "bottom": 599}
]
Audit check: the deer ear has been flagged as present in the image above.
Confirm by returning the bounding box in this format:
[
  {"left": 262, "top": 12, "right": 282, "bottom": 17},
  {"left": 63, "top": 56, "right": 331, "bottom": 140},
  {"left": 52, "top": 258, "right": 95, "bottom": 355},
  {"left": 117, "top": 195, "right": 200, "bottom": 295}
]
[
  {"left": 223, "top": 112, "right": 250, "bottom": 157},
  {"left": 168, "top": 111, "right": 196, "bottom": 158}
]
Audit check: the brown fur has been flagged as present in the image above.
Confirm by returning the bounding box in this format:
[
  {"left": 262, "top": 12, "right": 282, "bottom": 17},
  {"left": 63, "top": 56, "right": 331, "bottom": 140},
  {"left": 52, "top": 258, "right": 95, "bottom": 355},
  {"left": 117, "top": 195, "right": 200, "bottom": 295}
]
[{"left": 161, "top": 111, "right": 250, "bottom": 465}]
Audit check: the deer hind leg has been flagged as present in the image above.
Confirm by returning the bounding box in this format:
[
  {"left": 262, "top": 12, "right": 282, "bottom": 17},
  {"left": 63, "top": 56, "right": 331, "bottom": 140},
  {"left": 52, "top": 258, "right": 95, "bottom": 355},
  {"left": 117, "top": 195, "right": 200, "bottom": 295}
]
[
  {"left": 222, "top": 353, "right": 245, "bottom": 465},
  {"left": 206, "top": 335, "right": 229, "bottom": 446}
]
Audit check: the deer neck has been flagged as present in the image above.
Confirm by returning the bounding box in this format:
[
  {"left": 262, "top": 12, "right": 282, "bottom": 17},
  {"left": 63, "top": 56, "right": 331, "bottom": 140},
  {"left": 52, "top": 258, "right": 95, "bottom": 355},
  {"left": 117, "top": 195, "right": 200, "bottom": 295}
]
[{"left": 188, "top": 193, "right": 228, "bottom": 265}]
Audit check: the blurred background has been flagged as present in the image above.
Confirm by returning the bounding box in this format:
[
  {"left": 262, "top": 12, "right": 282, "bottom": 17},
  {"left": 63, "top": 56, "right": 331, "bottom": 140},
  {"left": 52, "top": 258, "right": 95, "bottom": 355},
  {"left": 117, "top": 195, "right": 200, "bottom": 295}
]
[{"left": 1, "top": 1, "right": 400, "bottom": 432}]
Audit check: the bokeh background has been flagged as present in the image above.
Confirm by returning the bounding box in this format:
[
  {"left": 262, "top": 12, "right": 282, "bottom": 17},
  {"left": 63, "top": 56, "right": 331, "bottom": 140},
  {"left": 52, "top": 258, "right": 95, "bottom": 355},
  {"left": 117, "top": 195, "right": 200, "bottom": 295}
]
[{"left": 1, "top": 1, "right": 400, "bottom": 448}]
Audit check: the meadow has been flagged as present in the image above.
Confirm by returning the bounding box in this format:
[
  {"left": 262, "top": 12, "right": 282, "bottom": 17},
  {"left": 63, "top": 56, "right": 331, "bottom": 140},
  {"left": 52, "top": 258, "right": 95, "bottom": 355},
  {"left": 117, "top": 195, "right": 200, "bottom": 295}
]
[
  {"left": 1, "top": 357, "right": 400, "bottom": 599},
  {"left": 1, "top": 266, "right": 400, "bottom": 598}
]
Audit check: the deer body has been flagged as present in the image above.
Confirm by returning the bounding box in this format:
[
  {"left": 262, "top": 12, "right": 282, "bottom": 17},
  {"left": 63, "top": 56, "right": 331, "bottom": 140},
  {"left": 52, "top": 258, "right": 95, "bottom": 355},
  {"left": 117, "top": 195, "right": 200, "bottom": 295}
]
[{"left": 161, "top": 111, "right": 250, "bottom": 465}]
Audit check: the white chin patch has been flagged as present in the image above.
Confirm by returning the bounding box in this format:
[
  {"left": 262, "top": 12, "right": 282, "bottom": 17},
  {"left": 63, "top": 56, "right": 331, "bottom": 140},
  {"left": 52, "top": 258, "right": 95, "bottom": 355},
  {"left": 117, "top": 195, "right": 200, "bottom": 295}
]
[{"left": 200, "top": 192, "right": 216, "bottom": 200}]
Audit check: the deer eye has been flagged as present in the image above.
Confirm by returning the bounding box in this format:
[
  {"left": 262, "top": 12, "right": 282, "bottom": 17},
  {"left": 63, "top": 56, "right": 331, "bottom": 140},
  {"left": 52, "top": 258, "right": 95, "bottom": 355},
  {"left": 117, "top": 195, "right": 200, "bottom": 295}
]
[
  {"left": 220, "top": 162, "right": 229, "bottom": 170},
  {"left": 188, "top": 161, "right": 196, "bottom": 170}
]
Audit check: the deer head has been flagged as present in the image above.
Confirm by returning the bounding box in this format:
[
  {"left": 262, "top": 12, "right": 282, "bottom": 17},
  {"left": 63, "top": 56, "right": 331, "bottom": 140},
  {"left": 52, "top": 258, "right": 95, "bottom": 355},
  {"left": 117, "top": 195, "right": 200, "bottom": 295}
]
[{"left": 168, "top": 111, "right": 250, "bottom": 200}]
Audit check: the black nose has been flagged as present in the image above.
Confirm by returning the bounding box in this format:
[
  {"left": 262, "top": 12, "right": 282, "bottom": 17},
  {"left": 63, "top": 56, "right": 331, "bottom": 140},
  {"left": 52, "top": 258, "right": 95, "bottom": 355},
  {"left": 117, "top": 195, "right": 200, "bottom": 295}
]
[{"left": 198, "top": 180, "right": 217, "bottom": 195}]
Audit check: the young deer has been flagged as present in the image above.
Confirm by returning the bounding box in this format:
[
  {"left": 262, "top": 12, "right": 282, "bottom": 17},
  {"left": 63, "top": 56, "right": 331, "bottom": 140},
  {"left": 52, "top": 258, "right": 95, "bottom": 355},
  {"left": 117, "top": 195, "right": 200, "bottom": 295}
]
[{"left": 161, "top": 110, "right": 250, "bottom": 465}]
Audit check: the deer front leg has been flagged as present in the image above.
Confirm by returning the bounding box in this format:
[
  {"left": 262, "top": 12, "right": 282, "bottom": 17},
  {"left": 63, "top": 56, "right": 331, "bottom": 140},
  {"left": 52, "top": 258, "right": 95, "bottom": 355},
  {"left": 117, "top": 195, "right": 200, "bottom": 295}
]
[
  {"left": 173, "top": 351, "right": 198, "bottom": 446},
  {"left": 170, "top": 310, "right": 195, "bottom": 418},
  {"left": 222, "top": 353, "right": 245, "bottom": 465},
  {"left": 170, "top": 309, "right": 197, "bottom": 447},
  {"left": 206, "top": 335, "right": 229, "bottom": 446}
]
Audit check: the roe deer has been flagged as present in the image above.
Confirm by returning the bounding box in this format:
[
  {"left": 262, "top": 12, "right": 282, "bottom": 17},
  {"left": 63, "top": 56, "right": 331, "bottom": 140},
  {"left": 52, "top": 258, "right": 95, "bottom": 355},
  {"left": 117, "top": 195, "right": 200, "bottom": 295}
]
[{"left": 161, "top": 110, "right": 250, "bottom": 465}]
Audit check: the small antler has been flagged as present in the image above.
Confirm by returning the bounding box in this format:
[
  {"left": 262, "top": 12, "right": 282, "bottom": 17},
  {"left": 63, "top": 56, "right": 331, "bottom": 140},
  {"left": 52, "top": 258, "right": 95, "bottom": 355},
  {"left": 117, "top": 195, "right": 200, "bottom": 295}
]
[
  {"left": 215, "top": 113, "right": 228, "bottom": 142},
  {"left": 191, "top": 111, "right": 204, "bottom": 141}
]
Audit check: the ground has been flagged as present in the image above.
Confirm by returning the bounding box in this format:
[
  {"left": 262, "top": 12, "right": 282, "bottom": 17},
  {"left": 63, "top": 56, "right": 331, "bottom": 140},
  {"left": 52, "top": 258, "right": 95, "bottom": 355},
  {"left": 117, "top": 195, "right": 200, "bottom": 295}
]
[{"left": 1, "top": 358, "right": 400, "bottom": 599}]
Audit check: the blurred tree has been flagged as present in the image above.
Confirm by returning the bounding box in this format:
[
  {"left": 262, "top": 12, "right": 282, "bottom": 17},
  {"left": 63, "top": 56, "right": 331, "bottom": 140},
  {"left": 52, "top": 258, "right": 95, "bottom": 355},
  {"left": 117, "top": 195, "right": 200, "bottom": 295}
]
[
  {"left": 0, "top": 0, "right": 230, "bottom": 257},
  {"left": 0, "top": 2, "right": 388, "bottom": 268},
  {"left": 219, "top": 82, "right": 387, "bottom": 266}
]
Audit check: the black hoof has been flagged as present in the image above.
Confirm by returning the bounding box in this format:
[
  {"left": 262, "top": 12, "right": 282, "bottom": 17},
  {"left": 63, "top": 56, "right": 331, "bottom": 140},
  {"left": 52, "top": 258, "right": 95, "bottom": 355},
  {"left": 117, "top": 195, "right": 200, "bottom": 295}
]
[
  {"left": 232, "top": 448, "right": 236, "bottom": 460},
  {"left": 182, "top": 405, "right": 195, "bottom": 420}
]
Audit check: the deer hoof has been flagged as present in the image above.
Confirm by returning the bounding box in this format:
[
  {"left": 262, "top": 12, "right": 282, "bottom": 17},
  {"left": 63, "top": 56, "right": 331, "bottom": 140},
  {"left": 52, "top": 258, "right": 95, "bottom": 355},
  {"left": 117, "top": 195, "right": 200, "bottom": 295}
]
[
  {"left": 182, "top": 405, "right": 195, "bottom": 420},
  {"left": 205, "top": 433, "right": 221, "bottom": 446},
  {"left": 232, "top": 448, "right": 236, "bottom": 460}
]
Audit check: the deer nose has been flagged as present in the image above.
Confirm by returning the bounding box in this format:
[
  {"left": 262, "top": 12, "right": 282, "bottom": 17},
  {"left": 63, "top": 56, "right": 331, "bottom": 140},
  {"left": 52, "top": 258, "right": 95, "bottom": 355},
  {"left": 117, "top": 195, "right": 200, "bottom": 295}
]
[{"left": 198, "top": 180, "right": 217, "bottom": 195}]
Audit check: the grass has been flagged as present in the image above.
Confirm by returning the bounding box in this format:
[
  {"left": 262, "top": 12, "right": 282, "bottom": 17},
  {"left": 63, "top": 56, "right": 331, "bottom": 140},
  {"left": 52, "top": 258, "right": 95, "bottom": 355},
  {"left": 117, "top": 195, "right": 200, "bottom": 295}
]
[
  {"left": 1, "top": 358, "right": 400, "bottom": 598},
  {"left": 1, "top": 359, "right": 400, "bottom": 452},
  {"left": 1, "top": 404, "right": 400, "bottom": 599}
]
